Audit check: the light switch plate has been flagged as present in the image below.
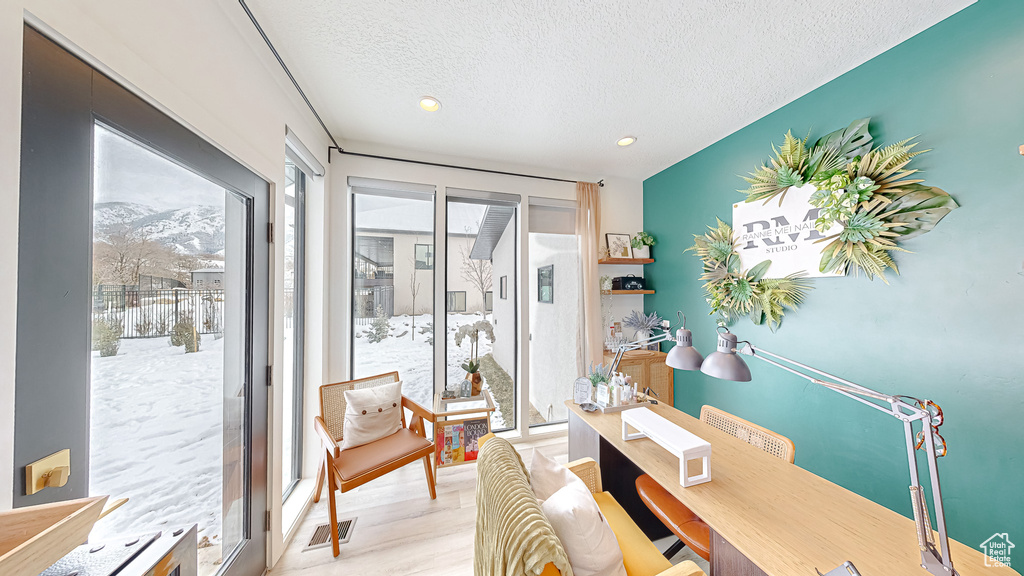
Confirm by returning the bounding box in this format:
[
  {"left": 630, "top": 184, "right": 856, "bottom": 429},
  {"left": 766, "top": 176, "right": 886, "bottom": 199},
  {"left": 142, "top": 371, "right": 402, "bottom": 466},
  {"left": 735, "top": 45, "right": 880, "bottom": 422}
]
[{"left": 25, "top": 449, "right": 70, "bottom": 495}]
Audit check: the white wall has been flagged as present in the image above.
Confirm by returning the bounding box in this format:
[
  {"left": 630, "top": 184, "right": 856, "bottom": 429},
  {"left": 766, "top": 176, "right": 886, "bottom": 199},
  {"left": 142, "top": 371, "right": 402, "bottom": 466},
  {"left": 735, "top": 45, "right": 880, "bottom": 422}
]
[
  {"left": 0, "top": 0, "right": 331, "bottom": 567},
  {"left": 528, "top": 233, "right": 581, "bottom": 423},
  {"left": 489, "top": 216, "right": 517, "bottom": 375}
]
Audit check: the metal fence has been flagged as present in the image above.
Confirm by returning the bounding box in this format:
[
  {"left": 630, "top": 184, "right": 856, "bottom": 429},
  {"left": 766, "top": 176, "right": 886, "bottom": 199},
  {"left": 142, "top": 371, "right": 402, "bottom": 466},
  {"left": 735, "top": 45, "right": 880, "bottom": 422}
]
[
  {"left": 93, "top": 286, "right": 225, "bottom": 339},
  {"left": 353, "top": 285, "right": 394, "bottom": 324}
]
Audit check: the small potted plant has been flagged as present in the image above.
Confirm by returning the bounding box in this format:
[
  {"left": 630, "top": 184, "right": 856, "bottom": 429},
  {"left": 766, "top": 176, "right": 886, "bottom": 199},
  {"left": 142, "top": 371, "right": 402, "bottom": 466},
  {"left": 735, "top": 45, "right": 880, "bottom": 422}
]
[
  {"left": 456, "top": 320, "right": 495, "bottom": 396},
  {"left": 588, "top": 362, "right": 610, "bottom": 391},
  {"left": 631, "top": 232, "right": 656, "bottom": 259},
  {"left": 623, "top": 310, "right": 664, "bottom": 348}
]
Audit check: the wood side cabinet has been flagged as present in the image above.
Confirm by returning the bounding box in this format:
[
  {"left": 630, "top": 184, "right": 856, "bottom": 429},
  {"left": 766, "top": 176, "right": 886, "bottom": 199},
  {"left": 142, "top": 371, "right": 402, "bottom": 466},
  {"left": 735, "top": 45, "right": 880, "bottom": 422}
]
[{"left": 603, "top": 350, "right": 673, "bottom": 406}]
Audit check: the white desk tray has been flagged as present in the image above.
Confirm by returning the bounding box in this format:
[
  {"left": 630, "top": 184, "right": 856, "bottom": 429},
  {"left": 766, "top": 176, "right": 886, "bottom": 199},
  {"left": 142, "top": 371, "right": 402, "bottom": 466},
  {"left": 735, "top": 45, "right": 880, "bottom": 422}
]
[{"left": 622, "top": 407, "right": 712, "bottom": 487}]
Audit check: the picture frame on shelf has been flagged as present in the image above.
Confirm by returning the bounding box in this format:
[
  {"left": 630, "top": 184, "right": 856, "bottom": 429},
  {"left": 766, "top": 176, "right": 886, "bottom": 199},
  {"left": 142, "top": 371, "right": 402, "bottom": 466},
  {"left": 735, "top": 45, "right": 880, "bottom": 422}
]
[{"left": 606, "top": 233, "right": 633, "bottom": 259}]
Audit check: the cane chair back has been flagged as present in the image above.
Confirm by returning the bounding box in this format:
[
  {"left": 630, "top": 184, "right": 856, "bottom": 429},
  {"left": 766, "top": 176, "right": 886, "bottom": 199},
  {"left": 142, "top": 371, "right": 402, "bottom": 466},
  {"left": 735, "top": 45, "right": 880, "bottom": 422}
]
[
  {"left": 700, "top": 405, "right": 795, "bottom": 463},
  {"left": 320, "top": 371, "right": 401, "bottom": 442}
]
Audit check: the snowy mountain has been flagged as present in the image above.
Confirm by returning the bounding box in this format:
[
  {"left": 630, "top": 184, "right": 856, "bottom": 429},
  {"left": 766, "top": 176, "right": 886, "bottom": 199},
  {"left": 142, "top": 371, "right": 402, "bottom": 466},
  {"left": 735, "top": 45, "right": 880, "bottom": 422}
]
[{"left": 95, "top": 201, "right": 225, "bottom": 256}]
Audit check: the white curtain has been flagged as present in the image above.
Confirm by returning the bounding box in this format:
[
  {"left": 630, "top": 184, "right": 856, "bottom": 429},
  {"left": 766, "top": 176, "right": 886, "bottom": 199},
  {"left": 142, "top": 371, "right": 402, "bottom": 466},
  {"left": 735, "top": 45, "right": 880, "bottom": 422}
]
[{"left": 575, "top": 181, "right": 603, "bottom": 373}]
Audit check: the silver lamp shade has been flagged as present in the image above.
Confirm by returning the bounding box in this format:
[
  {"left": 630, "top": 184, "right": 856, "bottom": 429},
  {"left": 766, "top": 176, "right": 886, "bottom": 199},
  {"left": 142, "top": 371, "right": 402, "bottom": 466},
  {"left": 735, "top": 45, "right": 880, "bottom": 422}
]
[
  {"left": 700, "top": 330, "right": 751, "bottom": 382},
  {"left": 665, "top": 328, "right": 704, "bottom": 371}
]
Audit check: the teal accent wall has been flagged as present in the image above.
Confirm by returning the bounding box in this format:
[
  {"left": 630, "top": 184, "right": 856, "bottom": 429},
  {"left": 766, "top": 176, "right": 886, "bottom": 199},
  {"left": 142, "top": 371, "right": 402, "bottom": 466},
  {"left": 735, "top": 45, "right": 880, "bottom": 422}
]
[{"left": 644, "top": 0, "right": 1024, "bottom": 551}]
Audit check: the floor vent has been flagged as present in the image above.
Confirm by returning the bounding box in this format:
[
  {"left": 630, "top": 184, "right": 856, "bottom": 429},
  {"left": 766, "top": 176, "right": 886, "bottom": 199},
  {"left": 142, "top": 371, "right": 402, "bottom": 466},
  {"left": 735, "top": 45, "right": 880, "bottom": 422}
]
[{"left": 303, "top": 518, "right": 356, "bottom": 551}]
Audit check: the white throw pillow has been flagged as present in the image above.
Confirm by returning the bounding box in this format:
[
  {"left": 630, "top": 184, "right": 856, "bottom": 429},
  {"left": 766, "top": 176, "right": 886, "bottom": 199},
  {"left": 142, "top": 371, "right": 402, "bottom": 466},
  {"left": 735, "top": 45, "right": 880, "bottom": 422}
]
[
  {"left": 530, "top": 449, "right": 581, "bottom": 503},
  {"left": 341, "top": 381, "right": 403, "bottom": 450},
  {"left": 542, "top": 480, "right": 627, "bottom": 576}
]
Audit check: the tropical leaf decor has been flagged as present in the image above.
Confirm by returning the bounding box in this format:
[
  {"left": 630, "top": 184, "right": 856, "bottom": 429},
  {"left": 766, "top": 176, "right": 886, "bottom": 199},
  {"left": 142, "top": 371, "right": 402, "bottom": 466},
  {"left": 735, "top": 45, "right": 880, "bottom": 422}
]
[
  {"left": 687, "top": 219, "right": 812, "bottom": 331},
  {"left": 690, "top": 118, "right": 958, "bottom": 329}
]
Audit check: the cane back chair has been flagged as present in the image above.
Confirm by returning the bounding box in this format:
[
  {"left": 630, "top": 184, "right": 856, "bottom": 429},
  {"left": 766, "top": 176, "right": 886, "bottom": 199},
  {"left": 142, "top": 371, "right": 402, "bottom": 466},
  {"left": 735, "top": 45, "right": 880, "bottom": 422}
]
[
  {"left": 312, "top": 371, "right": 436, "bottom": 556},
  {"left": 636, "top": 405, "right": 795, "bottom": 561}
]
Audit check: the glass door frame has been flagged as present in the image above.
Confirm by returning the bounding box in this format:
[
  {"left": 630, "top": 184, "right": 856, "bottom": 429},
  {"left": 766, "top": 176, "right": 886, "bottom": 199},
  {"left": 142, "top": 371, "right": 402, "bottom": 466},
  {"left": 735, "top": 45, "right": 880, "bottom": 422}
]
[
  {"left": 443, "top": 189, "right": 521, "bottom": 433},
  {"left": 282, "top": 159, "right": 306, "bottom": 500},
  {"left": 525, "top": 197, "right": 580, "bottom": 431},
  {"left": 348, "top": 182, "right": 438, "bottom": 404},
  {"left": 345, "top": 180, "right": 581, "bottom": 440},
  {"left": 15, "top": 25, "right": 270, "bottom": 576}
]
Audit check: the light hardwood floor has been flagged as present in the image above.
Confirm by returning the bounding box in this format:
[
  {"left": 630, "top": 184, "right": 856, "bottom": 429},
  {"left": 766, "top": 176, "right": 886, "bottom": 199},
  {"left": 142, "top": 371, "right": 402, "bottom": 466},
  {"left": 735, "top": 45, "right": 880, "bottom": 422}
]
[{"left": 270, "top": 434, "right": 709, "bottom": 576}]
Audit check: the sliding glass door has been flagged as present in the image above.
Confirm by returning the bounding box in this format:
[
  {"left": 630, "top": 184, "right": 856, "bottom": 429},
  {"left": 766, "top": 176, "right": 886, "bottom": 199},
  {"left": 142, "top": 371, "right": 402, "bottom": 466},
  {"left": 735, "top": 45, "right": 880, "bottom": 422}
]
[
  {"left": 87, "top": 124, "right": 254, "bottom": 575},
  {"left": 528, "top": 202, "right": 580, "bottom": 427},
  {"left": 348, "top": 183, "right": 581, "bottom": 435},
  {"left": 446, "top": 194, "right": 519, "bottom": 431},
  {"left": 16, "top": 26, "right": 268, "bottom": 576}
]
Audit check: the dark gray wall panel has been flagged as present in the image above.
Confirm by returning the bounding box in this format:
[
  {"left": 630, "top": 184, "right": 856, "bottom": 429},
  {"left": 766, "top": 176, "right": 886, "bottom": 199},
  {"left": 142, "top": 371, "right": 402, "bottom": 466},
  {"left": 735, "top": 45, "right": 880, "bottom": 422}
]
[{"left": 15, "top": 25, "right": 95, "bottom": 506}]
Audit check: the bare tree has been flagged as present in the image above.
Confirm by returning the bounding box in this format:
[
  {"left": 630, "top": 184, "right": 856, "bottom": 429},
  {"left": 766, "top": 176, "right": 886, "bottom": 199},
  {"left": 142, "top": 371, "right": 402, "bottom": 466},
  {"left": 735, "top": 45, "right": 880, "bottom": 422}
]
[
  {"left": 460, "top": 242, "right": 492, "bottom": 317},
  {"left": 93, "top": 222, "right": 163, "bottom": 285},
  {"left": 94, "top": 217, "right": 203, "bottom": 287},
  {"left": 409, "top": 257, "right": 421, "bottom": 340}
]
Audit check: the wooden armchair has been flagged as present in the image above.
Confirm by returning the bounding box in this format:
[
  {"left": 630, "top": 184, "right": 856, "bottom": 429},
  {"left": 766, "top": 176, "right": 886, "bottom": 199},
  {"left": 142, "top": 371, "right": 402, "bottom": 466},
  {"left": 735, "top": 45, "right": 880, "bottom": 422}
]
[{"left": 313, "top": 371, "right": 437, "bottom": 557}]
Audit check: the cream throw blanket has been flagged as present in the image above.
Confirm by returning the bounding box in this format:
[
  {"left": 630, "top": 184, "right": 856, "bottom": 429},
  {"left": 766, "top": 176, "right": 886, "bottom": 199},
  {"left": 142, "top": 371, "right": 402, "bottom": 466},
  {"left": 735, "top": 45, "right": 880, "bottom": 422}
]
[{"left": 475, "top": 437, "right": 573, "bottom": 576}]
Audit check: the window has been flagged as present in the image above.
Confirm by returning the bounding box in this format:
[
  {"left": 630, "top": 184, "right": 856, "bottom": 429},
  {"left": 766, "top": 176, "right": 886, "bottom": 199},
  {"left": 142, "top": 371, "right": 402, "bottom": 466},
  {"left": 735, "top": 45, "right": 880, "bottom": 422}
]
[
  {"left": 415, "top": 243, "right": 434, "bottom": 269},
  {"left": 485, "top": 291, "right": 493, "bottom": 312},
  {"left": 281, "top": 159, "right": 306, "bottom": 500},
  {"left": 538, "top": 265, "right": 554, "bottom": 303},
  {"left": 447, "top": 291, "right": 467, "bottom": 312},
  {"left": 351, "top": 182, "right": 435, "bottom": 410}
]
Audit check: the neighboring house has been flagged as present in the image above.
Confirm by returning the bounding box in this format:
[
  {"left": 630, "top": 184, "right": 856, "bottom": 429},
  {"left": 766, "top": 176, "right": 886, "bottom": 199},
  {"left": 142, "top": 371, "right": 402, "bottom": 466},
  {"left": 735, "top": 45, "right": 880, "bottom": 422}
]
[
  {"left": 191, "top": 268, "right": 224, "bottom": 290},
  {"left": 353, "top": 202, "right": 493, "bottom": 318}
]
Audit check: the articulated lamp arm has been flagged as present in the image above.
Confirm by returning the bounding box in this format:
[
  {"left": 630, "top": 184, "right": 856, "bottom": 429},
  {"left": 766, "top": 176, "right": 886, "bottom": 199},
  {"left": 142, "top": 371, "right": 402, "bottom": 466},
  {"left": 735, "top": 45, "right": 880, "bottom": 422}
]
[{"left": 733, "top": 342, "right": 957, "bottom": 576}]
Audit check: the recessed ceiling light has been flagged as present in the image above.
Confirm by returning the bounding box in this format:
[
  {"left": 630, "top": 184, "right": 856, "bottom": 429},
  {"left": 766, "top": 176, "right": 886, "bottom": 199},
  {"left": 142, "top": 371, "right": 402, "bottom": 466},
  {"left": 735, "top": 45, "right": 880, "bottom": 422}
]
[
  {"left": 617, "top": 136, "right": 637, "bottom": 147},
  {"left": 419, "top": 96, "right": 441, "bottom": 112}
]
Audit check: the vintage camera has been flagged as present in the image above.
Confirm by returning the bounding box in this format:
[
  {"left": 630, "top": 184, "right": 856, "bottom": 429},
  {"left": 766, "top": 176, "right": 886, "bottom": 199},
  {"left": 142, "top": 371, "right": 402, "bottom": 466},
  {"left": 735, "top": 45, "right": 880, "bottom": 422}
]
[{"left": 611, "top": 275, "right": 646, "bottom": 290}]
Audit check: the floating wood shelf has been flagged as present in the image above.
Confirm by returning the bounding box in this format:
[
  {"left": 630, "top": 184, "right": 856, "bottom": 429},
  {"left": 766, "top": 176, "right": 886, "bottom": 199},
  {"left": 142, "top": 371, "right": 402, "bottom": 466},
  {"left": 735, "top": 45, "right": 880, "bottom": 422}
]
[
  {"left": 601, "top": 289, "right": 655, "bottom": 295},
  {"left": 599, "top": 258, "right": 654, "bottom": 265}
]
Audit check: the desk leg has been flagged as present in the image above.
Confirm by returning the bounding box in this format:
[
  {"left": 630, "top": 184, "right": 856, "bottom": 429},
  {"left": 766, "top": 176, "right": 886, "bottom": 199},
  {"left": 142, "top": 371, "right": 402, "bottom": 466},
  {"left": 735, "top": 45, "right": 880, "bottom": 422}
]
[
  {"left": 568, "top": 410, "right": 600, "bottom": 462},
  {"left": 711, "top": 529, "right": 768, "bottom": 576},
  {"left": 568, "top": 410, "right": 671, "bottom": 541}
]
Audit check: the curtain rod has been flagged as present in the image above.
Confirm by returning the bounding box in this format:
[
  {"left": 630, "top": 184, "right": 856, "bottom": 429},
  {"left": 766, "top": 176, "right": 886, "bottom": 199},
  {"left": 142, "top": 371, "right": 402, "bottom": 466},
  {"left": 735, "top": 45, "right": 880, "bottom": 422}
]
[
  {"left": 238, "top": 1, "right": 597, "bottom": 187},
  {"left": 329, "top": 147, "right": 603, "bottom": 187},
  {"left": 238, "top": 0, "right": 340, "bottom": 148}
]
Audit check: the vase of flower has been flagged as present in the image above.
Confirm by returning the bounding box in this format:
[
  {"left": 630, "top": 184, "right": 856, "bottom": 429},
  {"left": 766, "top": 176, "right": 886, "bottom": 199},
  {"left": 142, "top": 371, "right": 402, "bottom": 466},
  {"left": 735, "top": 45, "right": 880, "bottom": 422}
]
[
  {"left": 467, "top": 371, "right": 483, "bottom": 396},
  {"left": 456, "top": 320, "right": 495, "bottom": 397}
]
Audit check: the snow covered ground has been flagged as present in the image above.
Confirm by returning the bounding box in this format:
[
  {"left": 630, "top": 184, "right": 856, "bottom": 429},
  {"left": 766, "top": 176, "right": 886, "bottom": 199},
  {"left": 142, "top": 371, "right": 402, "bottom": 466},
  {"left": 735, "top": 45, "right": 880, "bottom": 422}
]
[
  {"left": 353, "top": 312, "right": 508, "bottom": 428},
  {"left": 89, "top": 336, "right": 233, "bottom": 569},
  {"left": 86, "top": 312, "right": 507, "bottom": 576}
]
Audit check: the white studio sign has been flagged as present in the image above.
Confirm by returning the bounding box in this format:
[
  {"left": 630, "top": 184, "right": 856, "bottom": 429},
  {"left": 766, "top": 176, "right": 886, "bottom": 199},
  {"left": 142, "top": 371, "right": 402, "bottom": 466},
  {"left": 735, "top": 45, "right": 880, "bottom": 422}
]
[{"left": 733, "top": 183, "right": 843, "bottom": 279}]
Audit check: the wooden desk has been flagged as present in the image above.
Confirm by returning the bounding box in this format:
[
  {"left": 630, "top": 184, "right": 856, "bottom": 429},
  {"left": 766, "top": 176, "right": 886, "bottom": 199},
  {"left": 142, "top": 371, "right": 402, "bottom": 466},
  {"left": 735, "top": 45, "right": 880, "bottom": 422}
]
[{"left": 567, "top": 401, "right": 1018, "bottom": 576}]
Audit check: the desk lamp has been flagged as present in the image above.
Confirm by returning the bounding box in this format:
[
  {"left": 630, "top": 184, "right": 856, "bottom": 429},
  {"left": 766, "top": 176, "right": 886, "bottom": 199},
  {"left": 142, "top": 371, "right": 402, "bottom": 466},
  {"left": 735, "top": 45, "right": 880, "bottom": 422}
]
[
  {"left": 700, "top": 327, "right": 957, "bottom": 576},
  {"left": 608, "top": 312, "right": 705, "bottom": 375}
]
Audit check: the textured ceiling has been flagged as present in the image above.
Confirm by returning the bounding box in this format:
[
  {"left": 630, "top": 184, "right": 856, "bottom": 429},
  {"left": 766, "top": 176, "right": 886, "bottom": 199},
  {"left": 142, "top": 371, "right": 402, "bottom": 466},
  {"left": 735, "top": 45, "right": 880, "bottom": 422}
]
[{"left": 246, "top": 0, "right": 972, "bottom": 180}]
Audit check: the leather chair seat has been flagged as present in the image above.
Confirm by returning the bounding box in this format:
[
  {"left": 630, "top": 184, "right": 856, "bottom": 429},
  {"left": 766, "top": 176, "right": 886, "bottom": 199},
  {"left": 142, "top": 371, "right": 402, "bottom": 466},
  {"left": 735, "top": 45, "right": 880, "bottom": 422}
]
[
  {"left": 636, "top": 474, "right": 711, "bottom": 561},
  {"left": 336, "top": 428, "right": 432, "bottom": 481}
]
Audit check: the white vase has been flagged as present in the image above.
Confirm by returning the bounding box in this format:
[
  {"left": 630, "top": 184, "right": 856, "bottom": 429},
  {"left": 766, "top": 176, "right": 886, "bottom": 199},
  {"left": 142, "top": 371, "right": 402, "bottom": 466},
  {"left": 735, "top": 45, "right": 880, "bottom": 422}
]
[{"left": 633, "top": 245, "right": 650, "bottom": 259}]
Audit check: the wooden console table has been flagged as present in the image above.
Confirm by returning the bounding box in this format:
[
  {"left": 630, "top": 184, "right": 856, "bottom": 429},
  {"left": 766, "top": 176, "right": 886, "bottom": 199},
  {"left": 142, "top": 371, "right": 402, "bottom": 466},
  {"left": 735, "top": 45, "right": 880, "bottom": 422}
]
[{"left": 567, "top": 400, "right": 1018, "bottom": 576}]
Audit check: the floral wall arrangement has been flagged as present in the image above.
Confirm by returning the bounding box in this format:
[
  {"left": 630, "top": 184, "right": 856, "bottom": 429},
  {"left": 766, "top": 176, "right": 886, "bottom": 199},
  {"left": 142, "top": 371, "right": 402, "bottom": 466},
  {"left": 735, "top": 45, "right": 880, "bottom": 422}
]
[{"left": 690, "top": 118, "right": 958, "bottom": 330}]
